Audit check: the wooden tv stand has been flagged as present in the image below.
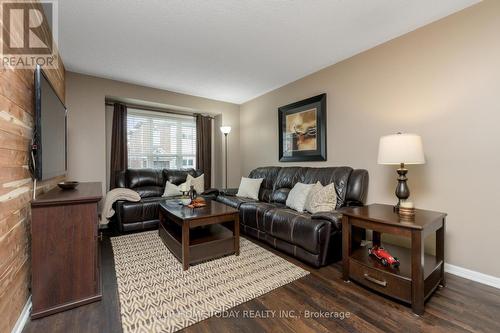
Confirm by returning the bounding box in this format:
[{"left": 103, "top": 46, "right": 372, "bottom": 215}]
[{"left": 31, "top": 182, "right": 103, "bottom": 319}]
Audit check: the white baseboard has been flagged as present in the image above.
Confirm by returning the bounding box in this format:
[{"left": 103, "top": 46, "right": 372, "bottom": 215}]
[
  {"left": 445, "top": 263, "right": 500, "bottom": 289},
  {"left": 11, "top": 296, "right": 31, "bottom": 333}
]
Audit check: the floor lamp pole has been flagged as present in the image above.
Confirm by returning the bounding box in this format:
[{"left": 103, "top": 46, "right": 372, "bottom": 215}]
[{"left": 224, "top": 133, "right": 228, "bottom": 189}]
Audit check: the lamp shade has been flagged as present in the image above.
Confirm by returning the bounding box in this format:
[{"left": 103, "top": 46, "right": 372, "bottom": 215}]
[
  {"left": 220, "top": 126, "right": 231, "bottom": 134},
  {"left": 377, "top": 133, "right": 425, "bottom": 165}
]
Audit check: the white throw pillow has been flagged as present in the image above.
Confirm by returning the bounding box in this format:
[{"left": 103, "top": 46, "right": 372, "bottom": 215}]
[
  {"left": 162, "top": 181, "right": 187, "bottom": 197},
  {"left": 187, "top": 174, "right": 204, "bottom": 194},
  {"left": 286, "top": 182, "right": 315, "bottom": 212},
  {"left": 304, "top": 181, "right": 337, "bottom": 214},
  {"left": 236, "top": 177, "right": 264, "bottom": 200}
]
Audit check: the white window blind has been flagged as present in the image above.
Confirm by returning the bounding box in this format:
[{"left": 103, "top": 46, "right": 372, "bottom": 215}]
[{"left": 127, "top": 108, "right": 196, "bottom": 170}]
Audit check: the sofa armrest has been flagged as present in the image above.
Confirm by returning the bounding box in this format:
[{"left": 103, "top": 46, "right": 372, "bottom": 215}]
[
  {"left": 201, "top": 188, "right": 219, "bottom": 200},
  {"left": 201, "top": 188, "right": 219, "bottom": 196},
  {"left": 113, "top": 200, "right": 126, "bottom": 233},
  {"left": 219, "top": 188, "right": 239, "bottom": 196},
  {"left": 344, "top": 200, "right": 364, "bottom": 207},
  {"left": 311, "top": 211, "right": 343, "bottom": 231}
]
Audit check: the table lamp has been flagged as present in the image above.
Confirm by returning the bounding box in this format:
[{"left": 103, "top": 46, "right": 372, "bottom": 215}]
[{"left": 377, "top": 133, "right": 425, "bottom": 211}]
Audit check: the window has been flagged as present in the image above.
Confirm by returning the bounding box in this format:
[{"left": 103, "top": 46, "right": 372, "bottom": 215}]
[{"left": 127, "top": 108, "right": 196, "bottom": 170}]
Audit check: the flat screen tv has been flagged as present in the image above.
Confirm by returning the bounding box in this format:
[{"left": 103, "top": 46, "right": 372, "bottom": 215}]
[{"left": 33, "top": 64, "right": 67, "bottom": 180}]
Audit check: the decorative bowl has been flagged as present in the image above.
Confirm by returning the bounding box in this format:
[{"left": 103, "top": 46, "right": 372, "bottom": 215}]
[
  {"left": 180, "top": 198, "right": 192, "bottom": 206},
  {"left": 58, "top": 181, "right": 79, "bottom": 190}
]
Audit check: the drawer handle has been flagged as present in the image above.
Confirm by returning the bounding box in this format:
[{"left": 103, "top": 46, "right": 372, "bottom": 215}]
[{"left": 364, "top": 273, "right": 387, "bottom": 287}]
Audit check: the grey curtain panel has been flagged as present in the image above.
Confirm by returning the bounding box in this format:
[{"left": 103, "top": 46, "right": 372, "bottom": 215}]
[
  {"left": 110, "top": 103, "right": 128, "bottom": 189},
  {"left": 196, "top": 114, "right": 212, "bottom": 189}
]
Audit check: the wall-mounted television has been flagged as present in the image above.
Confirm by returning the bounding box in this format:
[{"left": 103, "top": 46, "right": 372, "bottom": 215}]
[{"left": 33, "top": 65, "right": 67, "bottom": 180}]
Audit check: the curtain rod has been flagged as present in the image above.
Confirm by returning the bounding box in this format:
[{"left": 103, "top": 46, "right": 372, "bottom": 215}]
[{"left": 105, "top": 101, "right": 215, "bottom": 119}]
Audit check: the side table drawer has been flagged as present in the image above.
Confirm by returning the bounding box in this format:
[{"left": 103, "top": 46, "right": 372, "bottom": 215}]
[{"left": 349, "top": 259, "right": 411, "bottom": 303}]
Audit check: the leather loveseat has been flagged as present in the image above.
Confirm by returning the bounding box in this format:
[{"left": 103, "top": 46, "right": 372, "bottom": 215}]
[
  {"left": 217, "top": 166, "right": 368, "bottom": 267},
  {"left": 113, "top": 168, "right": 217, "bottom": 232}
]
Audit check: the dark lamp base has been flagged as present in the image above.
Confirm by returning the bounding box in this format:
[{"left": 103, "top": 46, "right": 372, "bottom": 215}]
[{"left": 395, "top": 163, "right": 410, "bottom": 210}]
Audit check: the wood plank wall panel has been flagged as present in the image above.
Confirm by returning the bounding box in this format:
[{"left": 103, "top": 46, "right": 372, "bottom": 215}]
[{"left": 0, "top": 1, "right": 65, "bottom": 331}]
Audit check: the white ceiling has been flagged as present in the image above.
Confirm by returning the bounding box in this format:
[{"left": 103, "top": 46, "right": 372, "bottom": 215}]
[{"left": 58, "top": 0, "right": 479, "bottom": 104}]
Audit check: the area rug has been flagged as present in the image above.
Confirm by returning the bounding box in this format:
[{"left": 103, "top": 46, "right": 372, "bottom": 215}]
[{"left": 111, "top": 230, "right": 309, "bottom": 333}]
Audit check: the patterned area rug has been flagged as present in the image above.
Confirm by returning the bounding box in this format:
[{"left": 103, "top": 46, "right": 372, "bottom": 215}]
[{"left": 111, "top": 230, "right": 309, "bottom": 333}]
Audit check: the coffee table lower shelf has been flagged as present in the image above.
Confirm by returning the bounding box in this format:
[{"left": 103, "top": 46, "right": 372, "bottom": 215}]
[{"left": 159, "top": 221, "right": 237, "bottom": 267}]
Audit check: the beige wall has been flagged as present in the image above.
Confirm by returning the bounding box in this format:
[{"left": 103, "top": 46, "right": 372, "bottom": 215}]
[
  {"left": 66, "top": 72, "right": 240, "bottom": 193},
  {"left": 239, "top": 0, "right": 500, "bottom": 277}
]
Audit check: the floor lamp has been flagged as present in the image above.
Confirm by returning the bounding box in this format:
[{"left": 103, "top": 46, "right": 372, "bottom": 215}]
[{"left": 220, "top": 126, "right": 231, "bottom": 189}]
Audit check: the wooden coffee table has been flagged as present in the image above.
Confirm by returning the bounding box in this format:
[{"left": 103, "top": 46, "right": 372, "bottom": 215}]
[{"left": 158, "top": 199, "right": 240, "bottom": 270}]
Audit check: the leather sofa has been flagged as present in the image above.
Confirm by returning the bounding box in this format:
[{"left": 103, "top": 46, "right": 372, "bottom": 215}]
[
  {"left": 113, "top": 168, "right": 217, "bottom": 232},
  {"left": 217, "top": 166, "right": 368, "bottom": 267}
]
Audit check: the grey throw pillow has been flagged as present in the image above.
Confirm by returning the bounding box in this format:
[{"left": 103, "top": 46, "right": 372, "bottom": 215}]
[{"left": 304, "top": 181, "right": 337, "bottom": 214}]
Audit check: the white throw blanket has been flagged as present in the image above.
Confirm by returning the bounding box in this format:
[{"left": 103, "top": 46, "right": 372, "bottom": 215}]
[{"left": 99, "top": 188, "right": 141, "bottom": 226}]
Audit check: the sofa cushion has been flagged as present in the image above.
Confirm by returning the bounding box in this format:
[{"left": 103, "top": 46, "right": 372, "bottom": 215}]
[
  {"left": 135, "top": 186, "right": 164, "bottom": 198},
  {"left": 248, "top": 167, "right": 281, "bottom": 202},
  {"left": 126, "top": 169, "right": 164, "bottom": 188},
  {"left": 116, "top": 197, "right": 165, "bottom": 224},
  {"left": 121, "top": 220, "right": 159, "bottom": 232},
  {"left": 263, "top": 234, "right": 332, "bottom": 268},
  {"left": 311, "top": 211, "right": 343, "bottom": 231},
  {"left": 271, "top": 167, "right": 307, "bottom": 203},
  {"left": 239, "top": 202, "right": 283, "bottom": 230},
  {"left": 163, "top": 169, "right": 201, "bottom": 186},
  {"left": 263, "top": 208, "right": 331, "bottom": 254},
  {"left": 271, "top": 188, "right": 291, "bottom": 204},
  {"left": 217, "top": 195, "right": 256, "bottom": 209}
]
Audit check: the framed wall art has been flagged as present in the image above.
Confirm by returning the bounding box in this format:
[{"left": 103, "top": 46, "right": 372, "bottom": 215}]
[{"left": 278, "top": 93, "right": 327, "bottom": 162}]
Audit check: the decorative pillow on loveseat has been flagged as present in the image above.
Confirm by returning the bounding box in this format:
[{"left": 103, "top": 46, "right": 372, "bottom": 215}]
[
  {"left": 162, "top": 181, "right": 186, "bottom": 197},
  {"left": 187, "top": 173, "right": 204, "bottom": 194},
  {"left": 236, "top": 177, "right": 263, "bottom": 200},
  {"left": 304, "top": 181, "right": 337, "bottom": 214},
  {"left": 286, "top": 182, "right": 315, "bottom": 212}
]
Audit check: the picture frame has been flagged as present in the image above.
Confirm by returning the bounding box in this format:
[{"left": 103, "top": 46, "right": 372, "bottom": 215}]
[{"left": 278, "top": 93, "right": 327, "bottom": 162}]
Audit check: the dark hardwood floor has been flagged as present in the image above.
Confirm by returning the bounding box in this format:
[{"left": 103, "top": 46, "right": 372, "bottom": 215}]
[{"left": 23, "top": 232, "right": 500, "bottom": 333}]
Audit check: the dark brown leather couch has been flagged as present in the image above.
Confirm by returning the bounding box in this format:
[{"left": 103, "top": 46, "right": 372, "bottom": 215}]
[
  {"left": 217, "top": 166, "right": 368, "bottom": 267},
  {"left": 113, "top": 168, "right": 217, "bottom": 232}
]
